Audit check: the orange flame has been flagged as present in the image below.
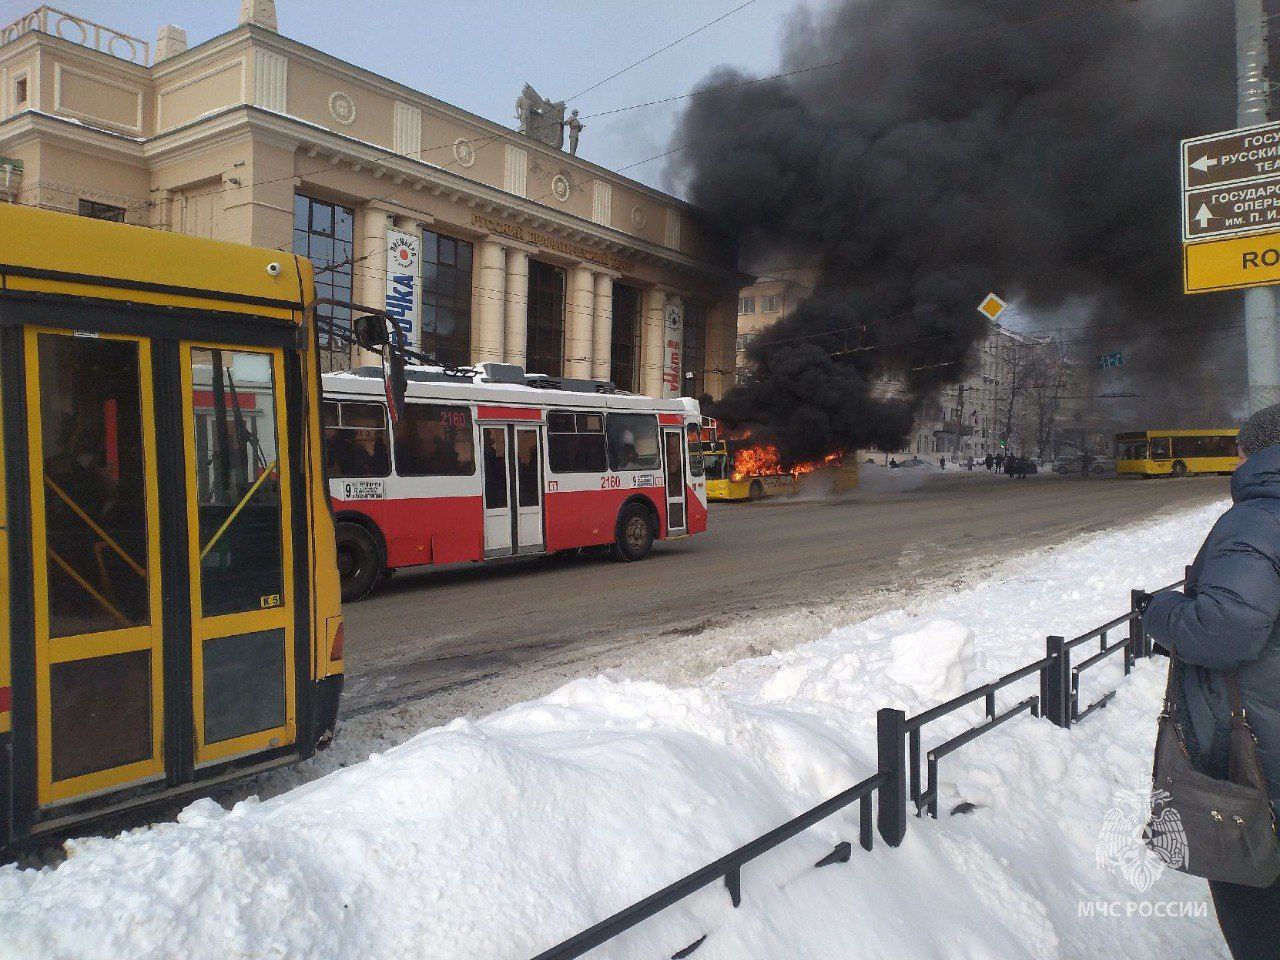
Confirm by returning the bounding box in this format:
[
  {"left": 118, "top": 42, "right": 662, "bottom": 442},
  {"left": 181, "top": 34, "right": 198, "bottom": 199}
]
[{"left": 731, "top": 443, "right": 843, "bottom": 481}]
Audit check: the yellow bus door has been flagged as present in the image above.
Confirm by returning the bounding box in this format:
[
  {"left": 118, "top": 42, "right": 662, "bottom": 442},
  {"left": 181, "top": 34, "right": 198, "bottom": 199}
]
[
  {"left": 181, "top": 345, "right": 297, "bottom": 767},
  {"left": 24, "top": 329, "right": 165, "bottom": 806}
]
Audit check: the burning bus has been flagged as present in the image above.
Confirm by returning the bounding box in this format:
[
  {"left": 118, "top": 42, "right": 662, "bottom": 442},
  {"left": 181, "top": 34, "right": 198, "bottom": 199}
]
[{"left": 701, "top": 419, "right": 845, "bottom": 501}]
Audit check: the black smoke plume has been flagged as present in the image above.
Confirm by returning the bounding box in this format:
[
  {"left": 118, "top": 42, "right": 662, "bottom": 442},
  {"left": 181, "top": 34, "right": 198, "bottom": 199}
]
[{"left": 669, "top": 0, "right": 1237, "bottom": 462}]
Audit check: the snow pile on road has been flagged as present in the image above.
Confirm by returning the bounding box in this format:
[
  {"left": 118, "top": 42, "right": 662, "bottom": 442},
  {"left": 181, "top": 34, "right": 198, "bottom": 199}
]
[{"left": 0, "top": 501, "right": 1233, "bottom": 960}]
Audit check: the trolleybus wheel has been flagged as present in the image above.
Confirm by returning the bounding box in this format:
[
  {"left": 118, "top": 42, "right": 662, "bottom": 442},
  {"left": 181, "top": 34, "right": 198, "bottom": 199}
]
[
  {"left": 1171, "top": 460, "right": 1188, "bottom": 478},
  {"left": 612, "top": 504, "right": 655, "bottom": 562},
  {"left": 749, "top": 480, "right": 766, "bottom": 501},
  {"left": 336, "top": 522, "right": 382, "bottom": 602}
]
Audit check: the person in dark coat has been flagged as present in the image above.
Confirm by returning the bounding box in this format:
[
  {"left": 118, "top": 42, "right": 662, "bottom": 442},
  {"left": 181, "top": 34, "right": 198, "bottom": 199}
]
[{"left": 1143, "top": 404, "right": 1280, "bottom": 960}]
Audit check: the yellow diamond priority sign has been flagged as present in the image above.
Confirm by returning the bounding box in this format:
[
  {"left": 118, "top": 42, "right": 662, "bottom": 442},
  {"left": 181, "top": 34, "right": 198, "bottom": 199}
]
[{"left": 977, "top": 293, "right": 1007, "bottom": 321}]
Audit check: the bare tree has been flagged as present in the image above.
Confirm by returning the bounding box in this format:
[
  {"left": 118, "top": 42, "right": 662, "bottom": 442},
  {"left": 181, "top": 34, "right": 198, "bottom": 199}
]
[{"left": 1025, "top": 341, "right": 1070, "bottom": 459}]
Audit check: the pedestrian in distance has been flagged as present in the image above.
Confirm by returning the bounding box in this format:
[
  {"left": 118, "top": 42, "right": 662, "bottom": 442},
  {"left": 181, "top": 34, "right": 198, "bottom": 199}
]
[
  {"left": 1140, "top": 402, "right": 1280, "bottom": 960},
  {"left": 939, "top": 456, "right": 946, "bottom": 470},
  {"left": 1081, "top": 452, "right": 1094, "bottom": 479},
  {"left": 995, "top": 453, "right": 1005, "bottom": 472},
  {"left": 985, "top": 453, "right": 994, "bottom": 471}
]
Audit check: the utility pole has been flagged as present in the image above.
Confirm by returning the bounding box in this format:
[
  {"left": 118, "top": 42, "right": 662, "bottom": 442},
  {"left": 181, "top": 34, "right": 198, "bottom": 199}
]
[
  {"left": 953, "top": 381, "right": 967, "bottom": 461},
  {"left": 1238, "top": 0, "right": 1280, "bottom": 412}
]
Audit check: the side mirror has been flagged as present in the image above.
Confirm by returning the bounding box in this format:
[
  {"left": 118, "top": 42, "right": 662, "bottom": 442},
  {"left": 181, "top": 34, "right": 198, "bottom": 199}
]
[{"left": 353, "top": 314, "right": 389, "bottom": 350}]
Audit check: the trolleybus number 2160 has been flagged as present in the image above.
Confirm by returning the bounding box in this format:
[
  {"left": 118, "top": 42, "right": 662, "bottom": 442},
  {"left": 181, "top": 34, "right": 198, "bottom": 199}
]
[{"left": 322, "top": 367, "right": 708, "bottom": 600}]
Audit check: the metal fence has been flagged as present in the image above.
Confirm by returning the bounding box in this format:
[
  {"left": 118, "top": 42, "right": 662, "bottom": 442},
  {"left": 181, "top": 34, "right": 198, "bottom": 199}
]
[{"left": 528, "top": 578, "right": 1184, "bottom": 959}]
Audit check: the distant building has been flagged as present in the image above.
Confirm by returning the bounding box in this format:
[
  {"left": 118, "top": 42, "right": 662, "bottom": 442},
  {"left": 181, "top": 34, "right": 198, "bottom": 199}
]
[
  {"left": 734, "top": 271, "right": 815, "bottom": 377},
  {"left": 875, "top": 326, "right": 1091, "bottom": 462},
  {"left": 0, "top": 2, "right": 744, "bottom": 395}
]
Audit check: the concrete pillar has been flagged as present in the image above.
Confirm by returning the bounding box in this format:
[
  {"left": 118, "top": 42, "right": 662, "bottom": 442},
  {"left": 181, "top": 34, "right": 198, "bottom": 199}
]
[
  {"left": 566, "top": 264, "right": 596, "bottom": 378},
  {"left": 473, "top": 238, "right": 507, "bottom": 365},
  {"left": 357, "top": 206, "right": 392, "bottom": 367},
  {"left": 640, "top": 286, "right": 667, "bottom": 397},
  {"left": 592, "top": 272, "right": 614, "bottom": 381},
  {"left": 504, "top": 246, "right": 530, "bottom": 368}
]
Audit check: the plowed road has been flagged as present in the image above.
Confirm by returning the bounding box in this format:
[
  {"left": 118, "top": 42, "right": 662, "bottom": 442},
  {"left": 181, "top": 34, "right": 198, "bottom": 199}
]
[{"left": 340, "top": 473, "right": 1227, "bottom": 717}]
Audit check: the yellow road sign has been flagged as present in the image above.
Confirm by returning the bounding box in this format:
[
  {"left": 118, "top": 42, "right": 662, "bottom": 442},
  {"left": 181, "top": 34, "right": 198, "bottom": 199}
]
[
  {"left": 976, "top": 293, "right": 1007, "bottom": 320},
  {"left": 1184, "top": 230, "right": 1280, "bottom": 293}
]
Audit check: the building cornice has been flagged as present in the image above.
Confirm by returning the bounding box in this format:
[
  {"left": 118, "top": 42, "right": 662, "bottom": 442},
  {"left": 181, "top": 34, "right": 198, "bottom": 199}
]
[
  {"left": 141, "top": 105, "right": 743, "bottom": 286},
  {"left": 0, "top": 109, "right": 145, "bottom": 163},
  {"left": 169, "top": 25, "right": 711, "bottom": 222}
]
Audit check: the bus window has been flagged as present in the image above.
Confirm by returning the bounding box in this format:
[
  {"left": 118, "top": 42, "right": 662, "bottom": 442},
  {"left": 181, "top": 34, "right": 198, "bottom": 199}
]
[
  {"left": 482, "top": 427, "right": 508, "bottom": 508},
  {"left": 704, "top": 453, "right": 725, "bottom": 481},
  {"left": 394, "top": 403, "right": 475, "bottom": 476},
  {"left": 1172, "top": 434, "right": 1238, "bottom": 459},
  {"left": 1117, "top": 440, "right": 1148, "bottom": 461},
  {"left": 687, "top": 422, "right": 704, "bottom": 477},
  {"left": 39, "top": 334, "right": 151, "bottom": 637},
  {"left": 192, "top": 348, "right": 284, "bottom": 619},
  {"left": 1150, "top": 437, "right": 1171, "bottom": 460},
  {"left": 323, "top": 400, "right": 390, "bottom": 477},
  {"left": 516, "top": 429, "right": 540, "bottom": 507},
  {"left": 548, "top": 411, "right": 606, "bottom": 473},
  {"left": 606, "top": 413, "right": 659, "bottom": 472}
]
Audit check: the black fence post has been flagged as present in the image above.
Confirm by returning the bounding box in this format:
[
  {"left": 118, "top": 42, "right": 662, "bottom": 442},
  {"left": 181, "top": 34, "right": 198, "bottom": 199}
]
[
  {"left": 1042, "top": 636, "right": 1070, "bottom": 728},
  {"left": 877, "top": 708, "right": 907, "bottom": 847},
  {"left": 1129, "top": 589, "right": 1149, "bottom": 661}
]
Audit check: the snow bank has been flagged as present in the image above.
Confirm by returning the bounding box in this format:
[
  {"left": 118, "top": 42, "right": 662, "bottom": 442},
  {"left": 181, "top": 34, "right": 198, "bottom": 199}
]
[{"left": 0, "top": 501, "right": 1233, "bottom": 960}]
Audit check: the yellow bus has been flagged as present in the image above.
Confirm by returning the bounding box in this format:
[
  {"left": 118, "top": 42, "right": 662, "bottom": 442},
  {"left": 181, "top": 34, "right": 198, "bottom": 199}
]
[
  {"left": 699, "top": 419, "right": 797, "bottom": 501},
  {"left": 0, "top": 205, "right": 344, "bottom": 857},
  {"left": 1114, "top": 429, "right": 1240, "bottom": 478}
]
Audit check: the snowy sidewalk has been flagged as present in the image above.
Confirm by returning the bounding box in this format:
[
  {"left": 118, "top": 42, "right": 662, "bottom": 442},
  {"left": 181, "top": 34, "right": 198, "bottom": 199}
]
[{"left": 0, "top": 501, "right": 1233, "bottom": 960}]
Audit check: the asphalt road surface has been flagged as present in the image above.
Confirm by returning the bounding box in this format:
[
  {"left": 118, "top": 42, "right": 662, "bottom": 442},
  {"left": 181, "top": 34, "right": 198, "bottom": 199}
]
[{"left": 340, "top": 472, "right": 1228, "bottom": 715}]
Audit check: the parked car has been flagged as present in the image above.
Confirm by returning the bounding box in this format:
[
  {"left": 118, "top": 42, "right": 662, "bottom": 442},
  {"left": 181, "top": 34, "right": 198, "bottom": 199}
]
[
  {"left": 1052, "top": 454, "right": 1114, "bottom": 476},
  {"left": 897, "top": 457, "right": 930, "bottom": 468},
  {"left": 1004, "top": 455, "right": 1039, "bottom": 475}
]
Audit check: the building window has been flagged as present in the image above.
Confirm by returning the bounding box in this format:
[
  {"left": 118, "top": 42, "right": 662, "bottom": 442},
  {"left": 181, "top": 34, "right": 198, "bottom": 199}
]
[
  {"left": 761, "top": 295, "right": 780, "bottom": 313},
  {"left": 682, "top": 302, "right": 708, "bottom": 399},
  {"left": 611, "top": 283, "right": 642, "bottom": 392},
  {"left": 13, "top": 73, "right": 28, "bottom": 108},
  {"left": 526, "top": 259, "right": 565, "bottom": 376},
  {"left": 421, "top": 230, "right": 473, "bottom": 367},
  {"left": 738, "top": 296, "right": 755, "bottom": 314},
  {"left": 293, "top": 195, "right": 354, "bottom": 356},
  {"left": 77, "top": 199, "right": 125, "bottom": 222},
  {"left": 736, "top": 332, "right": 755, "bottom": 354}
]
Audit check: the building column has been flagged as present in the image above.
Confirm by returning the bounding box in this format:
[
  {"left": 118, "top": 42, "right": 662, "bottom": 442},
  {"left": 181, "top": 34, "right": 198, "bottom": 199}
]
[
  {"left": 357, "top": 206, "right": 393, "bottom": 367},
  {"left": 639, "top": 286, "right": 667, "bottom": 397},
  {"left": 702, "top": 299, "right": 736, "bottom": 401},
  {"left": 504, "top": 246, "right": 530, "bottom": 368},
  {"left": 472, "top": 236, "right": 507, "bottom": 365},
  {"left": 592, "top": 272, "right": 614, "bottom": 381},
  {"left": 566, "top": 263, "right": 596, "bottom": 379}
]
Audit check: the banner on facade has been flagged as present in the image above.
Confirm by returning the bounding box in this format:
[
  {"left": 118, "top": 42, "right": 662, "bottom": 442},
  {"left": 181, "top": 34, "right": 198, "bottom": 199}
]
[
  {"left": 661, "top": 295, "right": 684, "bottom": 398},
  {"left": 385, "top": 229, "right": 420, "bottom": 348}
]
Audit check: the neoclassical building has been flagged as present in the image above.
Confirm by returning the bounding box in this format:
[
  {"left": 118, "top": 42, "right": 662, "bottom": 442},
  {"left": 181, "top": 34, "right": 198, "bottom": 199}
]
[{"left": 0, "top": 1, "right": 744, "bottom": 397}]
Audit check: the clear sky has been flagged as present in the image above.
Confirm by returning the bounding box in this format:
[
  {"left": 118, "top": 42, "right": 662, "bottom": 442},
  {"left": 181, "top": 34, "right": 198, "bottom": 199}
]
[{"left": 2, "top": 0, "right": 823, "bottom": 193}]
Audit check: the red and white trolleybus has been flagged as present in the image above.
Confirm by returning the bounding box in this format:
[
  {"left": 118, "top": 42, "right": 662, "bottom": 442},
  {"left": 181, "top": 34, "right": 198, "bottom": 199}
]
[{"left": 322, "top": 363, "right": 708, "bottom": 599}]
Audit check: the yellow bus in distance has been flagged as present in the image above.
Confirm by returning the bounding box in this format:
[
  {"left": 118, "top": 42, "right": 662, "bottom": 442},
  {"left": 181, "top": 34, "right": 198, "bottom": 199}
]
[{"left": 1114, "top": 429, "right": 1240, "bottom": 478}]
